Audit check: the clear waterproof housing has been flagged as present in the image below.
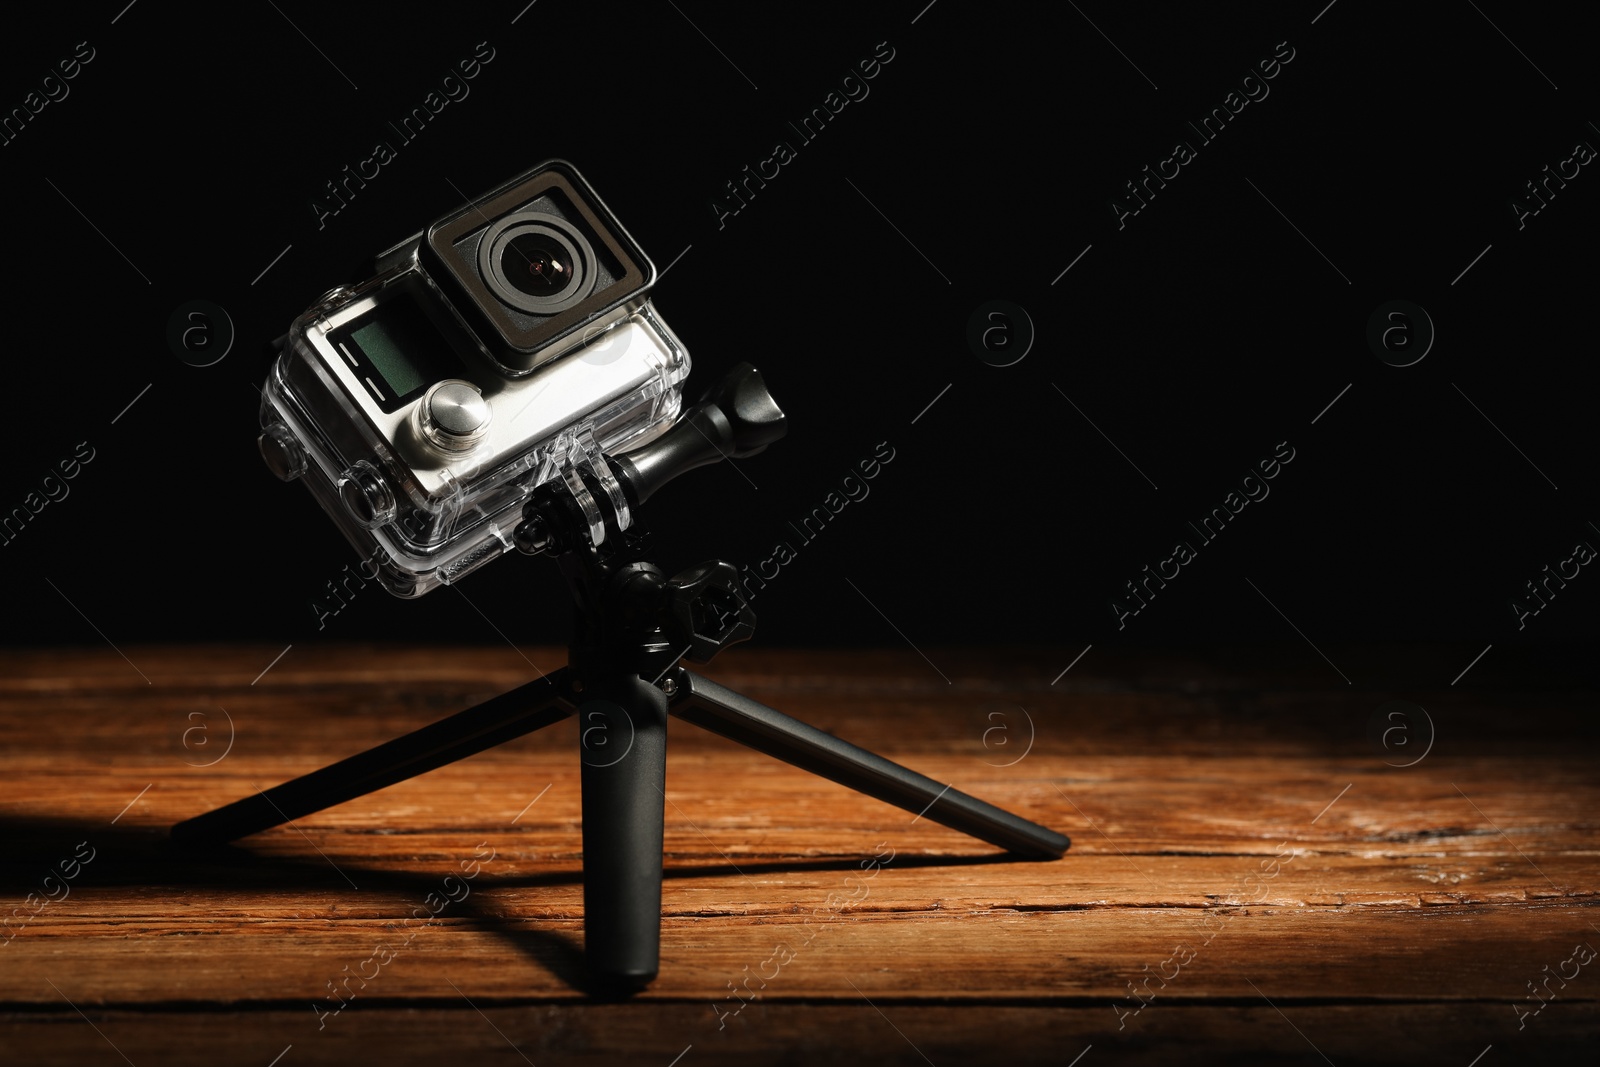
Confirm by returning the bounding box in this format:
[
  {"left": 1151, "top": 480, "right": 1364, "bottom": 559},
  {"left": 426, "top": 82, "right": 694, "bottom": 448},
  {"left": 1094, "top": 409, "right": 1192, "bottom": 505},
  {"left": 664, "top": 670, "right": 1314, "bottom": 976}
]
[{"left": 257, "top": 161, "right": 690, "bottom": 596}]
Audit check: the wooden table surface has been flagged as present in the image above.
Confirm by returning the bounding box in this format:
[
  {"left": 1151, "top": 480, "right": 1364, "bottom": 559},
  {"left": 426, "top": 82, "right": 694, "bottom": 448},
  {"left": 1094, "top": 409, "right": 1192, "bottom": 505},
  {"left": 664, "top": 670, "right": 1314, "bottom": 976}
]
[{"left": 0, "top": 643, "right": 1594, "bottom": 1065}]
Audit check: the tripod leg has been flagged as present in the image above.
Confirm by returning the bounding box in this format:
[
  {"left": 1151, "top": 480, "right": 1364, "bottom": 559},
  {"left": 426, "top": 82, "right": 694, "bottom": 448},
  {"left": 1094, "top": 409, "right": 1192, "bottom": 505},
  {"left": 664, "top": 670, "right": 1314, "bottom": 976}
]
[
  {"left": 172, "top": 670, "right": 578, "bottom": 846},
  {"left": 672, "top": 671, "right": 1069, "bottom": 859},
  {"left": 577, "top": 674, "right": 668, "bottom": 990}
]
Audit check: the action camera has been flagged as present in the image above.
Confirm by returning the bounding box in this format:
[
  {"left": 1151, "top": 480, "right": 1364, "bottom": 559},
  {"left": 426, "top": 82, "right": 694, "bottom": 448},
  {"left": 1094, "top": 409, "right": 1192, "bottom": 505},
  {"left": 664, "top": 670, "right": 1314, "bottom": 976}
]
[{"left": 257, "top": 160, "right": 689, "bottom": 596}]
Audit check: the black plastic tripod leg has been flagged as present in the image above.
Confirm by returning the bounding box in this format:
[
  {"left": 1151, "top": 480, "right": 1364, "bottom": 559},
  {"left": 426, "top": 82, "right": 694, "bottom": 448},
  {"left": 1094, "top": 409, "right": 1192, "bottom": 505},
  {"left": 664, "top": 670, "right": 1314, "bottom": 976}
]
[
  {"left": 577, "top": 674, "right": 669, "bottom": 990},
  {"left": 172, "top": 670, "right": 578, "bottom": 846},
  {"left": 671, "top": 671, "right": 1069, "bottom": 859}
]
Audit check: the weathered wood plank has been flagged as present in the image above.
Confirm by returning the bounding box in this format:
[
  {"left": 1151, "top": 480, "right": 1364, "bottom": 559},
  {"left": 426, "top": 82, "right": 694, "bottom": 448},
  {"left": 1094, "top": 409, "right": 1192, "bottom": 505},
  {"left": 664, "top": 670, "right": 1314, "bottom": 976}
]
[
  {"left": 5, "top": 750, "right": 1594, "bottom": 856},
  {"left": 6, "top": 903, "right": 1598, "bottom": 1004},
  {"left": 0, "top": 1001, "right": 1595, "bottom": 1066},
  {"left": 5, "top": 848, "right": 1594, "bottom": 931}
]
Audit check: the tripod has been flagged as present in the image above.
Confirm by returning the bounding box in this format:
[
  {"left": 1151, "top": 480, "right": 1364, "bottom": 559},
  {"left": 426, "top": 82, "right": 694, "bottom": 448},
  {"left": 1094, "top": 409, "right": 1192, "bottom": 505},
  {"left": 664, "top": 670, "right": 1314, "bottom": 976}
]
[{"left": 173, "top": 364, "right": 1069, "bottom": 991}]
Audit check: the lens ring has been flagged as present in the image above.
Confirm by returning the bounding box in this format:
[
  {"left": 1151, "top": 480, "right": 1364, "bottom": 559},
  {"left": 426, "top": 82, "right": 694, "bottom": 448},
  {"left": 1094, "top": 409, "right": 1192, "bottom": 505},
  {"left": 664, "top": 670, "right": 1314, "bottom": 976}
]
[{"left": 477, "top": 212, "right": 599, "bottom": 315}]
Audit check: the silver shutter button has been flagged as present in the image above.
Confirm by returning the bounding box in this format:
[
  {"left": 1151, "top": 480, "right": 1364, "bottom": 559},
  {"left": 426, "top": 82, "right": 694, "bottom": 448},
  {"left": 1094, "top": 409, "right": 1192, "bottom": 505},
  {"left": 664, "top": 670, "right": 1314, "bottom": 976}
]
[{"left": 418, "top": 380, "right": 490, "bottom": 453}]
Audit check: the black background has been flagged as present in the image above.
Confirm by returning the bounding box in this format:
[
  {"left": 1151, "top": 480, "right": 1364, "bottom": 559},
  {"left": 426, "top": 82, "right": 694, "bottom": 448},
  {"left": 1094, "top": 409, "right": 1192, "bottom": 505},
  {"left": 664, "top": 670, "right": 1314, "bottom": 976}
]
[{"left": 2, "top": 1, "right": 1594, "bottom": 663}]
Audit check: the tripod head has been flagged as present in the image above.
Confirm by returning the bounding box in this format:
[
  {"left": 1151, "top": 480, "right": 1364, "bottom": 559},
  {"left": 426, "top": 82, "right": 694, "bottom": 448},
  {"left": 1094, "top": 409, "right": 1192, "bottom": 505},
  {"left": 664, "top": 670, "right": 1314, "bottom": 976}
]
[
  {"left": 513, "top": 362, "right": 784, "bottom": 559},
  {"left": 512, "top": 362, "right": 786, "bottom": 665}
]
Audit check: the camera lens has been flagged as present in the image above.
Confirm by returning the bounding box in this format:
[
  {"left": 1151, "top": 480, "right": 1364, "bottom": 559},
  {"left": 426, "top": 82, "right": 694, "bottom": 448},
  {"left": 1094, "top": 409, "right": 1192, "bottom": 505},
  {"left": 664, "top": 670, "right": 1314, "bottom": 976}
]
[
  {"left": 478, "top": 213, "right": 600, "bottom": 316},
  {"left": 501, "top": 233, "right": 577, "bottom": 298}
]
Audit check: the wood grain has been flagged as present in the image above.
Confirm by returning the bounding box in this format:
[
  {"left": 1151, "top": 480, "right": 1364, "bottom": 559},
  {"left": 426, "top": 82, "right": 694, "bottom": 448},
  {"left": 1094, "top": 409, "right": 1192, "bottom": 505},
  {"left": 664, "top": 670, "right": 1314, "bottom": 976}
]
[{"left": 0, "top": 644, "right": 1595, "bottom": 1063}]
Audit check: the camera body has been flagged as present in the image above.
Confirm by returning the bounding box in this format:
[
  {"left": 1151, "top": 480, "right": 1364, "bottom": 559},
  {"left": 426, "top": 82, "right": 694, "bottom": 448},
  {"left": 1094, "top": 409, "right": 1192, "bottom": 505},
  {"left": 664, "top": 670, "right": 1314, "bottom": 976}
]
[{"left": 259, "top": 160, "right": 689, "bottom": 597}]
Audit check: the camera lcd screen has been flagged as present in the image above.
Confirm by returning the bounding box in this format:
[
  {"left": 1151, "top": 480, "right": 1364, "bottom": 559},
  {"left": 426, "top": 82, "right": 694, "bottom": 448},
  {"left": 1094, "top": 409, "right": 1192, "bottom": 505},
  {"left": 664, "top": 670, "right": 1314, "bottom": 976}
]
[
  {"left": 330, "top": 294, "right": 465, "bottom": 413},
  {"left": 354, "top": 317, "right": 428, "bottom": 398}
]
